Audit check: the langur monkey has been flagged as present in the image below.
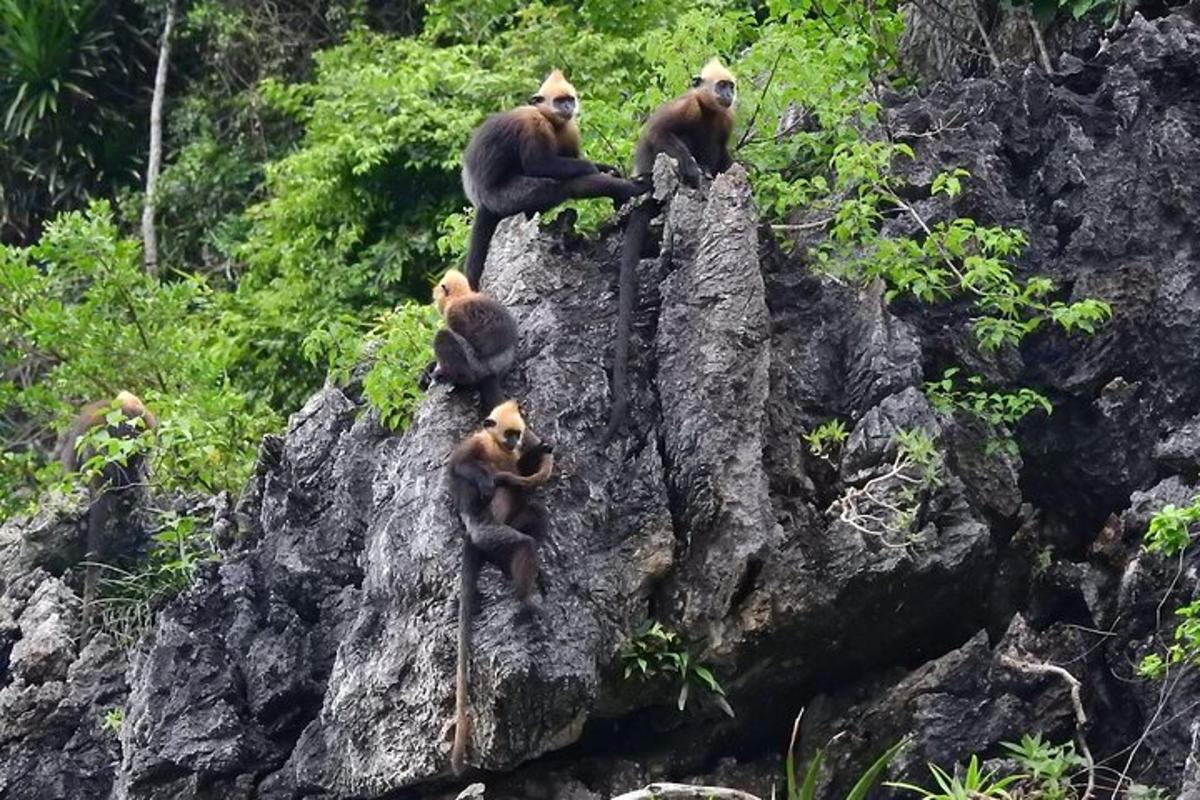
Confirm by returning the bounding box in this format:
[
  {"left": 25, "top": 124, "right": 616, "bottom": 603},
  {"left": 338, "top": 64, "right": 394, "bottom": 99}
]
[
  {"left": 57, "top": 391, "right": 157, "bottom": 627},
  {"left": 604, "top": 59, "right": 737, "bottom": 443},
  {"left": 420, "top": 269, "right": 519, "bottom": 415},
  {"left": 448, "top": 400, "right": 554, "bottom": 774},
  {"left": 460, "top": 69, "right": 649, "bottom": 289}
]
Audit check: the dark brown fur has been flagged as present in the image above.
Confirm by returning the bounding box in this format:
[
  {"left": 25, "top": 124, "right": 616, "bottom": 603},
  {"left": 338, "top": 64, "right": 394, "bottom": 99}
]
[
  {"left": 460, "top": 71, "right": 646, "bottom": 289},
  {"left": 605, "top": 65, "right": 736, "bottom": 443},
  {"left": 58, "top": 391, "right": 157, "bottom": 628},
  {"left": 449, "top": 402, "right": 553, "bottom": 775}
]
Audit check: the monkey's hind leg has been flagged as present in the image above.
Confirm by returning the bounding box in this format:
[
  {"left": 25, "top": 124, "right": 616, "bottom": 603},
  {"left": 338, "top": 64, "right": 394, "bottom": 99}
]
[{"left": 467, "top": 519, "right": 539, "bottom": 601}]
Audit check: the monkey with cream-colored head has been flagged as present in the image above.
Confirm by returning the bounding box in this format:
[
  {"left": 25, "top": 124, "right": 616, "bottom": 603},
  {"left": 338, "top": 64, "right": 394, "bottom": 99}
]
[
  {"left": 604, "top": 58, "right": 738, "bottom": 444},
  {"left": 448, "top": 400, "right": 555, "bottom": 775},
  {"left": 419, "top": 268, "right": 519, "bottom": 415},
  {"left": 58, "top": 391, "right": 158, "bottom": 628},
  {"left": 460, "top": 69, "right": 648, "bottom": 289}
]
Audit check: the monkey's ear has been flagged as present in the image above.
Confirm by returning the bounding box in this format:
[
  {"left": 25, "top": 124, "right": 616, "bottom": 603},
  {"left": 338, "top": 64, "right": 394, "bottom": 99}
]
[
  {"left": 482, "top": 418, "right": 496, "bottom": 428},
  {"left": 691, "top": 75, "right": 702, "bottom": 88},
  {"left": 530, "top": 94, "right": 544, "bottom": 105}
]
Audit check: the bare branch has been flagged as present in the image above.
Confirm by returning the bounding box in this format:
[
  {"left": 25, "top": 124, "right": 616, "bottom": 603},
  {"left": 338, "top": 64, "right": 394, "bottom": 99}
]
[
  {"left": 142, "top": 1, "right": 177, "bottom": 277},
  {"left": 999, "top": 654, "right": 1095, "bottom": 800}
]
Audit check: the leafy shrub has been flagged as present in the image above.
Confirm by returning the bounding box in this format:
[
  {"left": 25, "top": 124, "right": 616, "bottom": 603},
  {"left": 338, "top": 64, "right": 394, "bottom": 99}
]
[
  {"left": 1138, "top": 496, "right": 1200, "bottom": 679},
  {"left": 804, "top": 418, "right": 849, "bottom": 461},
  {"left": 888, "top": 755, "right": 1025, "bottom": 800},
  {"left": 1002, "top": 734, "right": 1087, "bottom": 800},
  {"left": 787, "top": 735, "right": 907, "bottom": 800},
  {"left": 0, "top": 0, "right": 151, "bottom": 242},
  {"left": 618, "top": 620, "right": 733, "bottom": 718},
  {"left": 0, "top": 203, "right": 278, "bottom": 515}
]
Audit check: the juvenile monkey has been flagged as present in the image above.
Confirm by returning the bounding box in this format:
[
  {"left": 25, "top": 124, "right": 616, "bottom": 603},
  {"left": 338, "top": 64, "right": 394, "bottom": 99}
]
[
  {"left": 461, "top": 69, "right": 648, "bottom": 289},
  {"left": 420, "top": 268, "right": 519, "bottom": 414},
  {"left": 604, "top": 58, "right": 737, "bottom": 443},
  {"left": 57, "top": 391, "right": 158, "bottom": 627},
  {"left": 449, "top": 400, "right": 554, "bottom": 775}
]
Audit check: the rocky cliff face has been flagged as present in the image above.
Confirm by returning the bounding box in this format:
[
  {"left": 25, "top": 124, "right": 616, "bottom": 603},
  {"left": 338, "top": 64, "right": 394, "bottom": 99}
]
[{"left": 2, "top": 8, "right": 1200, "bottom": 800}]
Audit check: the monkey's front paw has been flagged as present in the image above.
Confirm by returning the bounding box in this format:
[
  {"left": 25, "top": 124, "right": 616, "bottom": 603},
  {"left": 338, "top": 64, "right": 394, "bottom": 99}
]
[{"left": 594, "top": 162, "right": 621, "bottom": 177}]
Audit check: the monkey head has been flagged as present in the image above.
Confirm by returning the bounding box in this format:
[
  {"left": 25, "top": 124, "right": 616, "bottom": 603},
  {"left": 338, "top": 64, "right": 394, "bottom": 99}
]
[
  {"left": 693, "top": 58, "right": 737, "bottom": 110},
  {"left": 433, "top": 268, "right": 472, "bottom": 316},
  {"left": 482, "top": 400, "right": 528, "bottom": 453},
  {"left": 531, "top": 69, "right": 579, "bottom": 125}
]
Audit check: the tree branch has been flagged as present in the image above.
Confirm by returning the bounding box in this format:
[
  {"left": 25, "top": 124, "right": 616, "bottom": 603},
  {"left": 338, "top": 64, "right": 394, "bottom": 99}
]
[
  {"left": 142, "top": 1, "right": 177, "bottom": 277},
  {"left": 999, "top": 654, "right": 1095, "bottom": 800}
]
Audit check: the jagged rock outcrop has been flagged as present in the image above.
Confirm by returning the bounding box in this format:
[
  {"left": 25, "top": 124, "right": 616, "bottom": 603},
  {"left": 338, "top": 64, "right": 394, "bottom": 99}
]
[{"left": 1, "top": 7, "right": 1199, "bottom": 800}]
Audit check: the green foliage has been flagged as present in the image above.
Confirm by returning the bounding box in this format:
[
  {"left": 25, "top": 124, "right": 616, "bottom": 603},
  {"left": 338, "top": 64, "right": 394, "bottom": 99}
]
[
  {"left": 804, "top": 418, "right": 849, "bottom": 461},
  {"left": 305, "top": 302, "right": 440, "bottom": 430},
  {"left": 887, "top": 754, "right": 1025, "bottom": 800},
  {"left": 787, "top": 738, "right": 908, "bottom": 800},
  {"left": 99, "top": 706, "right": 124, "bottom": 733},
  {"left": 1126, "top": 784, "right": 1172, "bottom": 800},
  {"left": 93, "top": 511, "right": 218, "bottom": 647},
  {"left": 0, "top": 203, "right": 279, "bottom": 515},
  {"left": 0, "top": 0, "right": 149, "bottom": 242},
  {"left": 926, "top": 368, "right": 1052, "bottom": 454},
  {"left": 815, "top": 159, "right": 1112, "bottom": 353},
  {"left": 927, "top": 369, "right": 1052, "bottom": 429},
  {"left": 1138, "top": 497, "right": 1200, "bottom": 680},
  {"left": 1144, "top": 497, "right": 1200, "bottom": 557},
  {"left": 618, "top": 620, "right": 734, "bottom": 718},
  {"left": 1002, "top": 734, "right": 1087, "bottom": 800}
]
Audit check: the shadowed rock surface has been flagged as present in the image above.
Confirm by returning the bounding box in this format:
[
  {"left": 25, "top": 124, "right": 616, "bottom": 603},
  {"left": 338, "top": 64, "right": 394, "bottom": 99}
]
[{"left": 1, "top": 8, "right": 1199, "bottom": 800}]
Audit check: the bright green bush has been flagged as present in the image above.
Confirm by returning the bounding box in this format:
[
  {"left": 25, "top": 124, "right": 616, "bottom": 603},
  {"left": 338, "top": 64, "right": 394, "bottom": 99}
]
[{"left": 0, "top": 203, "right": 279, "bottom": 514}]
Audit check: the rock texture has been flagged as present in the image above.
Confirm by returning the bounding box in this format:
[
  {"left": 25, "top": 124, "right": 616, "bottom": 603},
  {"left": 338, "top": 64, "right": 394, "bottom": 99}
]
[{"left": 1, "top": 7, "right": 1200, "bottom": 800}]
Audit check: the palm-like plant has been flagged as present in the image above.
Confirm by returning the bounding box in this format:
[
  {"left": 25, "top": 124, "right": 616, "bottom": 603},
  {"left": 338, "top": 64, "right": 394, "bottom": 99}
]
[{"left": 0, "top": 0, "right": 147, "bottom": 242}]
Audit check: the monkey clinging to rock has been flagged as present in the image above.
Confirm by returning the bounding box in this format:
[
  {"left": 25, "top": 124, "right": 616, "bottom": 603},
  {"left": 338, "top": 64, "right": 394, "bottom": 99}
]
[
  {"left": 57, "top": 390, "right": 158, "bottom": 628},
  {"left": 605, "top": 58, "right": 737, "bottom": 444},
  {"left": 447, "top": 399, "right": 555, "bottom": 775},
  {"left": 419, "top": 268, "right": 519, "bottom": 415}
]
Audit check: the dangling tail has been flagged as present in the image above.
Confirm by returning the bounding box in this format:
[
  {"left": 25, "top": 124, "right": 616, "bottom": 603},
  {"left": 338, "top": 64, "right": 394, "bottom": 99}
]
[
  {"left": 478, "top": 376, "right": 506, "bottom": 418},
  {"left": 603, "top": 201, "right": 658, "bottom": 445},
  {"left": 81, "top": 489, "right": 112, "bottom": 630},
  {"left": 451, "top": 537, "right": 480, "bottom": 775},
  {"left": 464, "top": 209, "right": 502, "bottom": 291}
]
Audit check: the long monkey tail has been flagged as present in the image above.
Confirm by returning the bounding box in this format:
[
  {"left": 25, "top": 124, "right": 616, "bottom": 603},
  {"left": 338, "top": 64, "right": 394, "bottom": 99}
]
[
  {"left": 478, "top": 376, "right": 506, "bottom": 418},
  {"left": 464, "top": 208, "right": 502, "bottom": 291},
  {"left": 603, "top": 201, "right": 659, "bottom": 445},
  {"left": 81, "top": 488, "right": 112, "bottom": 630},
  {"left": 451, "top": 535, "right": 480, "bottom": 776}
]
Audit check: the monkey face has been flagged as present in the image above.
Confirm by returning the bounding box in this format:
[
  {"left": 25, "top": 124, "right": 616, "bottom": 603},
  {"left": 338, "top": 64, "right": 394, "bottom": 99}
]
[
  {"left": 532, "top": 69, "right": 579, "bottom": 123},
  {"left": 695, "top": 58, "right": 737, "bottom": 110},
  {"left": 484, "top": 400, "right": 527, "bottom": 453}
]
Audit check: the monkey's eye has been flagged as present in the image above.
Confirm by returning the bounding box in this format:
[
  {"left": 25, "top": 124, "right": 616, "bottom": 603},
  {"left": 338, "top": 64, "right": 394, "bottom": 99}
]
[
  {"left": 719, "top": 80, "right": 735, "bottom": 91},
  {"left": 530, "top": 94, "right": 545, "bottom": 105},
  {"left": 504, "top": 428, "right": 520, "bottom": 438},
  {"left": 691, "top": 76, "right": 702, "bottom": 87}
]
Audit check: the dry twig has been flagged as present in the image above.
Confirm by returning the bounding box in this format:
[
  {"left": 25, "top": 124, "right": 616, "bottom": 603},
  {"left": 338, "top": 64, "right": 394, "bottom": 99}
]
[{"left": 999, "top": 654, "right": 1096, "bottom": 800}]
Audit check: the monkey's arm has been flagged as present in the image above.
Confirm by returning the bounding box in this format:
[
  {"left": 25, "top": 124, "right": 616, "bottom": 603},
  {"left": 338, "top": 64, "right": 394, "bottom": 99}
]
[
  {"left": 519, "top": 137, "right": 598, "bottom": 180},
  {"left": 495, "top": 453, "right": 554, "bottom": 488},
  {"left": 643, "top": 130, "right": 702, "bottom": 186},
  {"left": 450, "top": 439, "right": 497, "bottom": 498}
]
